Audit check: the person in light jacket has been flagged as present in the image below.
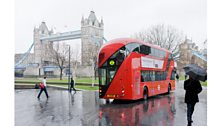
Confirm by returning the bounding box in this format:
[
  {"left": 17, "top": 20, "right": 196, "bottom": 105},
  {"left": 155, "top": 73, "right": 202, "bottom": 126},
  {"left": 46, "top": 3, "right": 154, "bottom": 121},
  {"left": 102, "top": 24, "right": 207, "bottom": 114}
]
[{"left": 37, "top": 76, "right": 49, "bottom": 99}]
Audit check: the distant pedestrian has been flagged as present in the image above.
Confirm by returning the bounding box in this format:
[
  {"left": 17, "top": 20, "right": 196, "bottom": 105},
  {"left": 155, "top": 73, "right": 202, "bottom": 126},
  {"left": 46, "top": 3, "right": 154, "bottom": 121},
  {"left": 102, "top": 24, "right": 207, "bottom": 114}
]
[
  {"left": 176, "top": 73, "right": 179, "bottom": 81},
  {"left": 184, "top": 76, "right": 202, "bottom": 126},
  {"left": 37, "top": 76, "right": 49, "bottom": 99},
  {"left": 70, "top": 77, "right": 76, "bottom": 93}
]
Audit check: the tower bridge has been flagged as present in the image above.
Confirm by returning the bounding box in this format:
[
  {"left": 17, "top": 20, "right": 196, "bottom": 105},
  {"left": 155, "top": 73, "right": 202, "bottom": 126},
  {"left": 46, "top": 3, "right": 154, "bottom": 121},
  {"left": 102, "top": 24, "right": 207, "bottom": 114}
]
[
  {"left": 40, "top": 30, "right": 81, "bottom": 42},
  {"left": 15, "top": 11, "right": 106, "bottom": 77}
]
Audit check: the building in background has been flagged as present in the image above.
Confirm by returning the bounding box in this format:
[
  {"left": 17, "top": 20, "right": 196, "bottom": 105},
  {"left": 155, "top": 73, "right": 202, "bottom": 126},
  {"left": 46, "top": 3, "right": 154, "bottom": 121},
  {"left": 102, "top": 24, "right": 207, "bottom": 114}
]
[
  {"left": 81, "top": 11, "right": 104, "bottom": 66},
  {"left": 176, "top": 38, "right": 207, "bottom": 75}
]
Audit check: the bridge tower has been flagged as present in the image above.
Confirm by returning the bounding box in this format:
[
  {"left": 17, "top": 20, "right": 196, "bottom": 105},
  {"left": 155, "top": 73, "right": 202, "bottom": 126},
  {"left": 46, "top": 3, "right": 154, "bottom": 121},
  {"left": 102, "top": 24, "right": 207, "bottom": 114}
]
[
  {"left": 33, "top": 22, "right": 54, "bottom": 75},
  {"left": 81, "top": 11, "right": 104, "bottom": 66}
]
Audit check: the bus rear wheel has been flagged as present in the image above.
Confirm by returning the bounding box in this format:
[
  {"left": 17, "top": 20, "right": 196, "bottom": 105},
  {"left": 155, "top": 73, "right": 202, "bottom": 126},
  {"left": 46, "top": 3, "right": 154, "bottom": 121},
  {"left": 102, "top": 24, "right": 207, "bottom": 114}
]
[{"left": 143, "top": 88, "right": 148, "bottom": 100}]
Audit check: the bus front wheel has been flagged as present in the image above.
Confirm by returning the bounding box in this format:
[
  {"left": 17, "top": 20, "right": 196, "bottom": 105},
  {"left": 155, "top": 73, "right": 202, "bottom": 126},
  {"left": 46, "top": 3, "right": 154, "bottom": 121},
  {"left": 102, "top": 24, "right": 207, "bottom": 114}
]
[{"left": 143, "top": 88, "right": 148, "bottom": 100}]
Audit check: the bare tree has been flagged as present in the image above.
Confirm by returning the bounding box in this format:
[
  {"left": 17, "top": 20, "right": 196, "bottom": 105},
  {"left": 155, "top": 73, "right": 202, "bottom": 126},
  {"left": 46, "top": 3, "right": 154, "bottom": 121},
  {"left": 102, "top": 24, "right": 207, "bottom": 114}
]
[
  {"left": 70, "top": 46, "right": 81, "bottom": 79},
  {"left": 50, "top": 43, "right": 70, "bottom": 80},
  {"left": 133, "top": 24, "right": 184, "bottom": 60},
  {"left": 87, "top": 42, "right": 99, "bottom": 79}
]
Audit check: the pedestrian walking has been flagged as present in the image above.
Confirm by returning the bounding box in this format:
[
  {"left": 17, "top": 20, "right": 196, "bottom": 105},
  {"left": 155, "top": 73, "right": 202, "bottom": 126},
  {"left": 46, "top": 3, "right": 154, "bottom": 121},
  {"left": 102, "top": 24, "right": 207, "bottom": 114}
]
[
  {"left": 37, "top": 76, "right": 49, "bottom": 99},
  {"left": 70, "top": 77, "right": 76, "bottom": 93},
  {"left": 184, "top": 76, "right": 202, "bottom": 126}
]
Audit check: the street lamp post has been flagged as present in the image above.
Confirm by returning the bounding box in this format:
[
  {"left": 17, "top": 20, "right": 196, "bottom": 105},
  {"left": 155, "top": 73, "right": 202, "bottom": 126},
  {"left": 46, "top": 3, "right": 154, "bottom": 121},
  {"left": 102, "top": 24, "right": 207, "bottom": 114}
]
[
  {"left": 91, "top": 59, "right": 94, "bottom": 87},
  {"left": 68, "top": 45, "right": 71, "bottom": 91}
]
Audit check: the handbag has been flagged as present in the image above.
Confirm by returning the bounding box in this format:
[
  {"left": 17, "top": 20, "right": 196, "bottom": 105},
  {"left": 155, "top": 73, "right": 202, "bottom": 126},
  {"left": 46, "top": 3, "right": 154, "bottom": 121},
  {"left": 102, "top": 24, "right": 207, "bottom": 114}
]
[{"left": 39, "top": 82, "right": 45, "bottom": 89}]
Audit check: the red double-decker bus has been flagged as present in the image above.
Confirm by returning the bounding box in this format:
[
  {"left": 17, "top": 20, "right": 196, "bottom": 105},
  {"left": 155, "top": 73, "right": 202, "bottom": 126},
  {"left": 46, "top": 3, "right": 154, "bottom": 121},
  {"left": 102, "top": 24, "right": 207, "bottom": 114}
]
[{"left": 98, "top": 38, "right": 175, "bottom": 100}]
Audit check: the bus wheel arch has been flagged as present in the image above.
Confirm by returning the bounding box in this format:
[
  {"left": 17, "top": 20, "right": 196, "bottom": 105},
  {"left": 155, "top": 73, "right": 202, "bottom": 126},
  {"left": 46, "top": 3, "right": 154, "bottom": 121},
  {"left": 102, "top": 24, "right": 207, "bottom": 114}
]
[{"left": 143, "top": 86, "right": 148, "bottom": 100}]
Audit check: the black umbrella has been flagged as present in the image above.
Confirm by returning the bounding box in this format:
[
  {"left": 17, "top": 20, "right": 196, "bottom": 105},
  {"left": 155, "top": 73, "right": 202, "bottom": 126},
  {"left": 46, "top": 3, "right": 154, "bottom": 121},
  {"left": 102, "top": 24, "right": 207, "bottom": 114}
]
[{"left": 183, "top": 64, "right": 207, "bottom": 82}]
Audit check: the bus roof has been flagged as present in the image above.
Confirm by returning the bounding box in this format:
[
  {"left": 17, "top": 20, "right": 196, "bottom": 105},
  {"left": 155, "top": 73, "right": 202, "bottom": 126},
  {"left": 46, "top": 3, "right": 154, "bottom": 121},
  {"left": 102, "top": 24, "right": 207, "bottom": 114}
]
[
  {"left": 98, "top": 38, "right": 172, "bottom": 67},
  {"left": 101, "top": 38, "right": 171, "bottom": 53}
]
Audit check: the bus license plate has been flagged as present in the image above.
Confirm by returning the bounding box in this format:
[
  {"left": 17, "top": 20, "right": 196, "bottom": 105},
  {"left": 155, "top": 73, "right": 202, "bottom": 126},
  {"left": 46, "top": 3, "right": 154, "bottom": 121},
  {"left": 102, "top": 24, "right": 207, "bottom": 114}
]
[{"left": 107, "top": 94, "right": 116, "bottom": 98}]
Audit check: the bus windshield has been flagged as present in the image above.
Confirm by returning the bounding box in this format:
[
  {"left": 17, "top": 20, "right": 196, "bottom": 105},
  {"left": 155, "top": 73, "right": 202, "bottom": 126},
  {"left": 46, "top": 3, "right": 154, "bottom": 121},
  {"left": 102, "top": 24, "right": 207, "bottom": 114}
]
[
  {"left": 99, "top": 46, "right": 126, "bottom": 86},
  {"left": 99, "top": 67, "right": 117, "bottom": 85}
]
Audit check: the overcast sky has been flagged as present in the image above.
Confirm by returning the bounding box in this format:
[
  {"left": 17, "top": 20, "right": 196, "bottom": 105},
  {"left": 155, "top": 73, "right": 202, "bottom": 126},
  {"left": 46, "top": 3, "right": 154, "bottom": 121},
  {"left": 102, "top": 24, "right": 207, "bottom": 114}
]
[{"left": 15, "top": 0, "right": 206, "bottom": 53}]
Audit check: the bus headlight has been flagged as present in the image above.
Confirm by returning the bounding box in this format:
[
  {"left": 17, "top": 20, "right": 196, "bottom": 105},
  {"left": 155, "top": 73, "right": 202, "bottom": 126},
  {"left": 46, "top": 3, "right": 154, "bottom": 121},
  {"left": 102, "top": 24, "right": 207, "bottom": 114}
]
[{"left": 122, "top": 89, "right": 125, "bottom": 96}]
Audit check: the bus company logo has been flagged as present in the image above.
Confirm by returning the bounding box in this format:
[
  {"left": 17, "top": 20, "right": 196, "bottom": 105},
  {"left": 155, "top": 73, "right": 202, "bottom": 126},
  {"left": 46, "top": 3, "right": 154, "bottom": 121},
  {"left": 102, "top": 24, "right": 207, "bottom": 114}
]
[
  {"left": 109, "top": 60, "right": 115, "bottom": 66},
  {"left": 108, "top": 59, "right": 116, "bottom": 66}
]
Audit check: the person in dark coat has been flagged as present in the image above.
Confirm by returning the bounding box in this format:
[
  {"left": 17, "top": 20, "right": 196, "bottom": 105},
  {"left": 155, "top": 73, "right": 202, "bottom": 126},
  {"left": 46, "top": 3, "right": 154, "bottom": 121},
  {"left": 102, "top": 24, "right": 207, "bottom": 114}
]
[
  {"left": 184, "top": 76, "right": 202, "bottom": 126},
  {"left": 70, "top": 77, "right": 76, "bottom": 93},
  {"left": 176, "top": 73, "right": 179, "bottom": 81}
]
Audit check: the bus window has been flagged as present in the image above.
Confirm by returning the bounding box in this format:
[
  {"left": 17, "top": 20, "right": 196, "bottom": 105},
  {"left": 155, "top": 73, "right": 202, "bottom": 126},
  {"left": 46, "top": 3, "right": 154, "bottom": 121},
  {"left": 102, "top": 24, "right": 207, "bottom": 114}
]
[
  {"left": 141, "top": 75, "right": 144, "bottom": 82},
  {"left": 158, "top": 50, "right": 163, "bottom": 58},
  {"left": 151, "top": 71, "right": 155, "bottom": 81},
  {"left": 155, "top": 71, "right": 160, "bottom": 81},
  {"left": 162, "top": 51, "right": 166, "bottom": 58},
  {"left": 99, "top": 68, "right": 106, "bottom": 85},
  {"left": 126, "top": 43, "right": 140, "bottom": 53},
  {"left": 116, "top": 50, "right": 125, "bottom": 65},
  {"left": 141, "top": 70, "right": 157, "bottom": 82},
  {"left": 170, "top": 70, "right": 175, "bottom": 80},
  {"left": 141, "top": 71, "right": 146, "bottom": 82},
  {"left": 155, "top": 49, "right": 159, "bottom": 57},
  {"left": 151, "top": 48, "right": 155, "bottom": 56},
  {"left": 108, "top": 47, "right": 126, "bottom": 67},
  {"left": 108, "top": 68, "right": 116, "bottom": 82},
  {"left": 99, "top": 67, "right": 117, "bottom": 86},
  {"left": 133, "top": 47, "right": 139, "bottom": 53},
  {"left": 148, "top": 71, "right": 153, "bottom": 81},
  {"left": 140, "top": 45, "right": 151, "bottom": 55},
  {"left": 161, "top": 72, "right": 166, "bottom": 80},
  {"left": 157, "top": 50, "right": 160, "bottom": 58}
]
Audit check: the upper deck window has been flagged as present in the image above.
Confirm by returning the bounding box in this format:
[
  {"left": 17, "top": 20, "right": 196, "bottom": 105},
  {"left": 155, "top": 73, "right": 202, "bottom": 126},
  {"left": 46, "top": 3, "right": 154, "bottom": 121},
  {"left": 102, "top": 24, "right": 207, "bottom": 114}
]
[
  {"left": 151, "top": 48, "right": 166, "bottom": 58},
  {"left": 140, "top": 45, "right": 151, "bottom": 55},
  {"left": 125, "top": 43, "right": 140, "bottom": 54},
  {"left": 125, "top": 42, "right": 166, "bottom": 58}
]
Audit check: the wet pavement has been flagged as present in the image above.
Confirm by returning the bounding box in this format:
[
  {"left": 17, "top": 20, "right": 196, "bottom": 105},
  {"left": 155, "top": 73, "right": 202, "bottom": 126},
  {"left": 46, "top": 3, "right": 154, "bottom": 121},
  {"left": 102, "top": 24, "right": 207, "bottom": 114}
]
[
  {"left": 15, "top": 81, "right": 207, "bottom": 126},
  {"left": 15, "top": 89, "right": 99, "bottom": 126}
]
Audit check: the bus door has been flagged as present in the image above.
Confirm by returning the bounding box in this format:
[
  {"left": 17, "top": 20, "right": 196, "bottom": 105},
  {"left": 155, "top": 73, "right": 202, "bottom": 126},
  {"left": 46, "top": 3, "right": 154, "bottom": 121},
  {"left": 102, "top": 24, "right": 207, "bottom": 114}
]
[{"left": 132, "top": 58, "right": 141, "bottom": 97}]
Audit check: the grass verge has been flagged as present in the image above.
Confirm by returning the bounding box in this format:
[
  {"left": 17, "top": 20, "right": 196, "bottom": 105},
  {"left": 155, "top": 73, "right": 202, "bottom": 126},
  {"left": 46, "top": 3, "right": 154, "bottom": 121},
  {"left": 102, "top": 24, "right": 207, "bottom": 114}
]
[
  {"left": 15, "top": 77, "right": 99, "bottom": 83},
  {"left": 49, "top": 84, "right": 99, "bottom": 91}
]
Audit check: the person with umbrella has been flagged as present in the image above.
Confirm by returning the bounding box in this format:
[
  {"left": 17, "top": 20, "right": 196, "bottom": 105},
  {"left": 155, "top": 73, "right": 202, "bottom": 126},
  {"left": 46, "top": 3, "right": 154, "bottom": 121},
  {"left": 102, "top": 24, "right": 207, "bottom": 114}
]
[{"left": 183, "top": 64, "right": 206, "bottom": 126}]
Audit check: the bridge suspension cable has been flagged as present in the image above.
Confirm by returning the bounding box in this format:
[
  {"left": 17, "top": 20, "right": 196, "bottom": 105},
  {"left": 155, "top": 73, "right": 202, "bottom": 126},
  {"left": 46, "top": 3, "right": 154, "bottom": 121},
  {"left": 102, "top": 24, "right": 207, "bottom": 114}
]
[
  {"left": 191, "top": 50, "right": 207, "bottom": 62},
  {"left": 15, "top": 42, "right": 34, "bottom": 67},
  {"left": 103, "top": 37, "right": 108, "bottom": 43}
]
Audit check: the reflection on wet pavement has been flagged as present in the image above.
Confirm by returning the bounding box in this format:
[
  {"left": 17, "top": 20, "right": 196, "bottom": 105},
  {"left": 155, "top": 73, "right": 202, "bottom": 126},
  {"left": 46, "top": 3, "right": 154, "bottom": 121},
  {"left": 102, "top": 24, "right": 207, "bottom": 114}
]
[{"left": 99, "top": 94, "right": 176, "bottom": 126}]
